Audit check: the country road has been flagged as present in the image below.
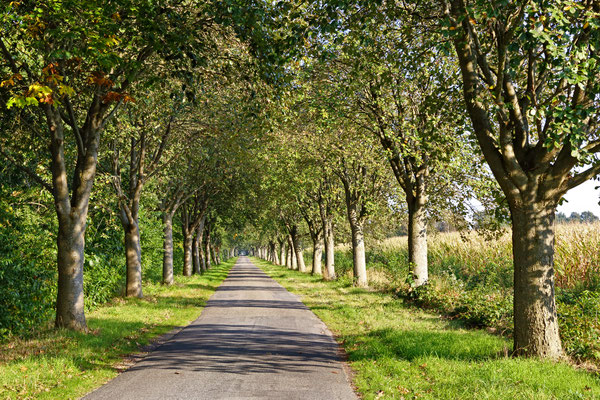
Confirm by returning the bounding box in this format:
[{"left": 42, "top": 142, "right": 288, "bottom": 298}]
[{"left": 83, "top": 256, "right": 357, "bottom": 400}]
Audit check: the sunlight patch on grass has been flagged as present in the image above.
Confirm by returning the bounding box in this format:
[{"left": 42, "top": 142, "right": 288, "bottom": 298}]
[
  {"left": 254, "top": 258, "right": 600, "bottom": 400},
  {"left": 0, "top": 259, "right": 234, "bottom": 400}
]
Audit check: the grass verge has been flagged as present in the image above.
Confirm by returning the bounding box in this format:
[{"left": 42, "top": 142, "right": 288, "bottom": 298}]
[
  {"left": 0, "top": 259, "right": 234, "bottom": 400},
  {"left": 253, "top": 258, "right": 600, "bottom": 400}
]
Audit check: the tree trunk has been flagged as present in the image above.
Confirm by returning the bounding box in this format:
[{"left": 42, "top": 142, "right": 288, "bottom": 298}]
[
  {"left": 124, "top": 219, "right": 143, "bottom": 297},
  {"left": 210, "top": 245, "right": 217, "bottom": 265},
  {"left": 200, "top": 245, "right": 207, "bottom": 272},
  {"left": 272, "top": 242, "right": 280, "bottom": 265},
  {"left": 192, "top": 230, "right": 201, "bottom": 274},
  {"left": 183, "top": 230, "right": 193, "bottom": 277},
  {"left": 204, "top": 241, "right": 211, "bottom": 270},
  {"left": 192, "top": 218, "right": 206, "bottom": 274},
  {"left": 407, "top": 197, "right": 428, "bottom": 286},
  {"left": 284, "top": 242, "right": 290, "bottom": 268},
  {"left": 290, "top": 229, "right": 306, "bottom": 272},
  {"left": 347, "top": 204, "right": 368, "bottom": 287},
  {"left": 323, "top": 218, "right": 336, "bottom": 280},
  {"left": 312, "top": 237, "right": 323, "bottom": 276},
  {"left": 55, "top": 215, "right": 88, "bottom": 331},
  {"left": 511, "top": 203, "right": 563, "bottom": 359},
  {"left": 287, "top": 235, "right": 297, "bottom": 270},
  {"left": 162, "top": 212, "right": 174, "bottom": 285},
  {"left": 45, "top": 94, "right": 106, "bottom": 331},
  {"left": 279, "top": 241, "right": 286, "bottom": 266},
  {"left": 204, "top": 224, "right": 212, "bottom": 270}
]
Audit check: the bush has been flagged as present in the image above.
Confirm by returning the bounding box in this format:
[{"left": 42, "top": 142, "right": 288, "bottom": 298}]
[
  {"left": 0, "top": 259, "right": 55, "bottom": 339},
  {"left": 557, "top": 289, "right": 600, "bottom": 362}
]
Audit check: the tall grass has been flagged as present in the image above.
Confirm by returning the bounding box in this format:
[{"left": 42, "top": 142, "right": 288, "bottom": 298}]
[{"left": 360, "top": 222, "right": 600, "bottom": 292}]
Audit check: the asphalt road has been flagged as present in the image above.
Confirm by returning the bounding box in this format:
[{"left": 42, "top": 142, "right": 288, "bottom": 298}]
[{"left": 83, "top": 256, "right": 357, "bottom": 400}]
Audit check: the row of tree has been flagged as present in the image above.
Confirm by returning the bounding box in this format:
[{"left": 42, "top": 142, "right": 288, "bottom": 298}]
[
  {"left": 239, "top": 0, "right": 600, "bottom": 362},
  {"left": 0, "top": 1, "right": 275, "bottom": 332}
]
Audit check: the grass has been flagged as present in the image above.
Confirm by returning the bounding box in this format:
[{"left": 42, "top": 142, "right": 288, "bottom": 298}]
[
  {"left": 325, "top": 223, "right": 600, "bottom": 365},
  {"left": 0, "top": 259, "right": 234, "bottom": 400},
  {"left": 254, "top": 257, "right": 600, "bottom": 400}
]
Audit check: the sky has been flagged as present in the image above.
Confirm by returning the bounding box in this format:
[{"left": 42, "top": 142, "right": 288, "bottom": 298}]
[{"left": 557, "top": 179, "right": 600, "bottom": 217}]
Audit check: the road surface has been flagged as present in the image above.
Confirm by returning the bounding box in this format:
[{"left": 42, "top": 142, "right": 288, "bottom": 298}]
[{"left": 83, "top": 256, "right": 357, "bottom": 400}]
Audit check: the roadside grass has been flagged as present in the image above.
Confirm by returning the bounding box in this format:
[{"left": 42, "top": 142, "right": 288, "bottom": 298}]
[
  {"left": 0, "top": 259, "right": 234, "bottom": 400},
  {"left": 254, "top": 258, "right": 600, "bottom": 400}
]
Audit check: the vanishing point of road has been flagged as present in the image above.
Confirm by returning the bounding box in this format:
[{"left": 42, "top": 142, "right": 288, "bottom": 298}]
[{"left": 83, "top": 256, "right": 357, "bottom": 400}]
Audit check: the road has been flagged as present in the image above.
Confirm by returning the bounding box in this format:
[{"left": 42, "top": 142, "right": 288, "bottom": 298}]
[{"left": 83, "top": 256, "right": 357, "bottom": 400}]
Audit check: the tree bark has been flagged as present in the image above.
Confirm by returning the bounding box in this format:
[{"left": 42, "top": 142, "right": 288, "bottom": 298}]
[
  {"left": 215, "top": 246, "right": 221, "bottom": 265},
  {"left": 199, "top": 230, "right": 207, "bottom": 273},
  {"left": 271, "top": 241, "right": 280, "bottom": 265},
  {"left": 347, "top": 204, "right": 368, "bottom": 287},
  {"left": 192, "top": 229, "right": 201, "bottom": 274},
  {"left": 55, "top": 214, "right": 88, "bottom": 331},
  {"left": 204, "top": 225, "right": 212, "bottom": 270},
  {"left": 162, "top": 212, "right": 175, "bottom": 285},
  {"left": 407, "top": 196, "right": 428, "bottom": 286},
  {"left": 290, "top": 228, "right": 306, "bottom": 272},
  {"left": 279, "top": 239, "right": 286, "bottom": 266},
  {"left": 287, "top": 235, "right": 297, "bottom": 270},
  {"left": 323, "top": 218, "right": 336, "bottom": 280},
  {"left": 124, "top": 218, "right": 143, "bottom": 297},
  {"left": 210, "top": 245, "right": 217, "bottom": 265},
  {"left": 312, "top": 236, "right": 323, "bottom": 276},
  {"left": 284, "top": 242, "right": 290, "bottom": 268},
  {"left": 183, "top": 231, "right": 193, "bottom": 277},
  {"left": 511, "top": 203, "right": 563, "bottom": 358}
]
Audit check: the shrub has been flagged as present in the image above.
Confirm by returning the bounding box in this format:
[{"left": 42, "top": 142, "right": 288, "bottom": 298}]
[{"left": 557, "top": 289, "right": 600, "bottom": 362}]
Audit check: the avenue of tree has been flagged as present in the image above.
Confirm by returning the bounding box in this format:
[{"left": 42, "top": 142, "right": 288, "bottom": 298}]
[{"left": 1, "top": 0, "right": 599, "bottom": 362}]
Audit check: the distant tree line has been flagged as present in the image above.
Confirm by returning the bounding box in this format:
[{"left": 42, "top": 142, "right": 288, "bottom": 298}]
[{"left": 556, "top": 211, "right": 599, "bottom": 224}]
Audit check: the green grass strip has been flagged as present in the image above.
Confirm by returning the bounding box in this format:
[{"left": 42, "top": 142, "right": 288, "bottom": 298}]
[
  {"left": 254, "top": 258, "right": 600, "bottom": 400},
  {"left": 0, "top": 259, "right": 234, "bottom": 400}
]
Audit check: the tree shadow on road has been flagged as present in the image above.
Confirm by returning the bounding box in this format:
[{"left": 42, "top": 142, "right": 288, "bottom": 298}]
[{"left": 128, "top": 323, "right": 342, "bottom": 375}]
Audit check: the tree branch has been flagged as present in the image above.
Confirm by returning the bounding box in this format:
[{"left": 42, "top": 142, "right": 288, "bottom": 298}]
[{"left": 567, "top": 163, "right": 600, "bottom": 191}]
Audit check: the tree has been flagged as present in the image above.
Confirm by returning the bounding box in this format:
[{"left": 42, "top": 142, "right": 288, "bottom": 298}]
[
  {"left": 159, "top": 180, "right": 193, "bottom": 285},
  {"left": 336, "top": 137, "right": 389, "bottom": 288},
  {"left": 109, "top": 87, "right": 186, "bottom": 296},
  {"left": 444, "top": 0, "right": 600, "bottom": 358},
  {"left": 0, "top": 0, "right": 216, "bottom": 331}
]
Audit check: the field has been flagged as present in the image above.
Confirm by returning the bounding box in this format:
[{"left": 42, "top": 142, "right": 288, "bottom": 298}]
[{"left": 323, "top": 222, "right": 600, "bottom": 366}]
